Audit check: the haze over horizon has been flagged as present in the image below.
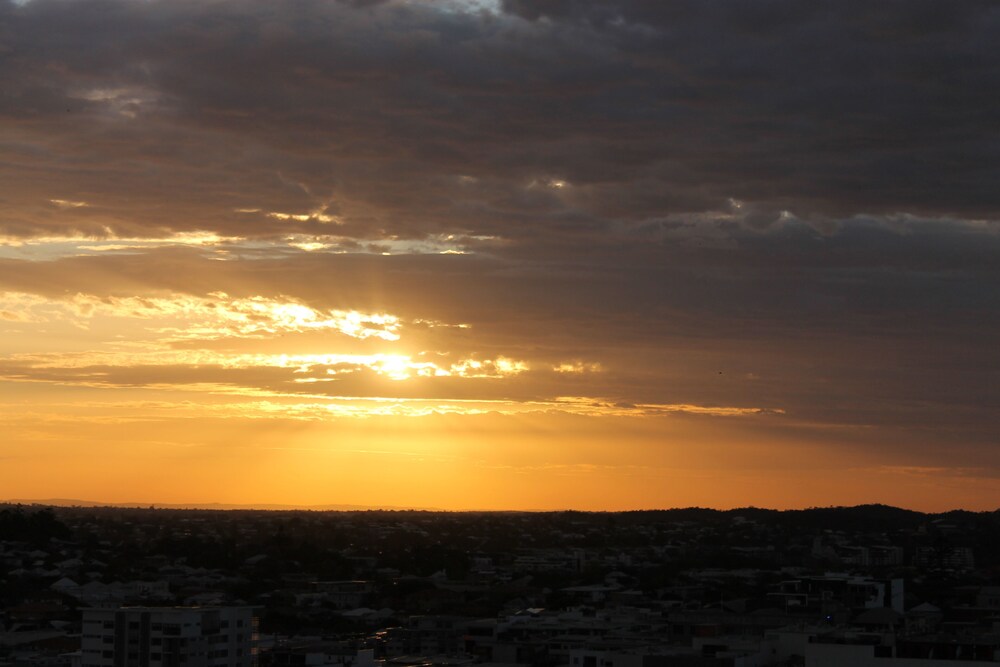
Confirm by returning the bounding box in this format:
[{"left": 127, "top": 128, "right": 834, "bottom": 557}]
[
  {"left": 1, "top": 0, "right": 997, "bottom": 512},
  {"left": 5, "top": 498, "right": 996, "bottom": 515}
]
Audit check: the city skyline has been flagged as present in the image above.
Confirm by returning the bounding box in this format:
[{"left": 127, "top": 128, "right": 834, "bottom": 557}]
[{"left": 1, "top": 0, "right": 997, "bottom": 511}]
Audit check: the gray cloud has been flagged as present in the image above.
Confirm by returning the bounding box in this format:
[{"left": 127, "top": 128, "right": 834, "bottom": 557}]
[{"left": 2, "top": 0, "right": 998, "bottom": 243}]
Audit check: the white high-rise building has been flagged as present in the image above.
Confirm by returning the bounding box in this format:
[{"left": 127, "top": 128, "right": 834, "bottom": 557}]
[{"left": 81, "top": 607, "right": 258, "bottom": 667}]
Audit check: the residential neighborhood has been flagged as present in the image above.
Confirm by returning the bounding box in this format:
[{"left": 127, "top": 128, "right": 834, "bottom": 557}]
[{"left": 2, "top": 505, "right": 999, "bottom": 666}]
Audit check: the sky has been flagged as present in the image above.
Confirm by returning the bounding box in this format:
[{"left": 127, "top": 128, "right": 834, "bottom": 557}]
[{"left": 1, "top": 0, "right": 998, "bottom": 511}]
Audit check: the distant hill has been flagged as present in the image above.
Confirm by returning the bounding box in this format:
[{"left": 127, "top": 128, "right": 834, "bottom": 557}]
[
  {"left": 5, "top": 499, "right": 995, "bottom": 522},
  {"left": 752, "top": 504, "right": 929, "bottom": 531},
  {"left": 613, "top": 503, "right": 997, "bottom": 532}
]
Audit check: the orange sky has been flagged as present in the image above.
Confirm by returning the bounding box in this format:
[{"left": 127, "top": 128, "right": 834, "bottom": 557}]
[{"left": 1, "top": 0, "right": 998, "bottom": 511}]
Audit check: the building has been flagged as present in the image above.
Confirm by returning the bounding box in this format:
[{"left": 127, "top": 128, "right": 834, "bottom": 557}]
[
  {"left": 81, "top": 607, "right": 258, "bottom": 667},
  {"left": 768, "top": 574, "right": 904, "bottom": 616}
]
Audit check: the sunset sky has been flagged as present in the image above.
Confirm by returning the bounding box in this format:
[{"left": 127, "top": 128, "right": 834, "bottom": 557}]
[{"left": 1, "top": 0, "right": 997, "bottom": 511}]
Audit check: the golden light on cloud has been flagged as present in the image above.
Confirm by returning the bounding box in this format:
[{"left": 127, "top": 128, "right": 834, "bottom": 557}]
[
  {"left": 267, "top": 211, "right": 339, "bottom": 223},
  {"left": 0, "top": 285, "right": 781, "bottom": 426},
  {"left": 0, "top": 291, "right": 401, "bottom": 341},
  {"left": 288, "top": 239, "right": 336, "bottom": 252},
  {"left": 0, "top": 231, "right": 242, "bottom": 258},
  {"left": 0, "top": 288, "right": 536, "bottom": 413},
  {"left": 248, "top": 351, "right": 527, "bottom": 381},
  {"left": 449, "top": 356, "right": 528, "bottom": 377},
  {"left": 49, "top": 199, "right": 90, "bottom": 209},
  {"left": 553, "top": 361, "right": 602, "bottom": 373}
]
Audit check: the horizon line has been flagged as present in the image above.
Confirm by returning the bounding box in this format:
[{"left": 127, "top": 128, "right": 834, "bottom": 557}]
[{"left": 3, "top": 498, "right": 997, "bottom": 515}]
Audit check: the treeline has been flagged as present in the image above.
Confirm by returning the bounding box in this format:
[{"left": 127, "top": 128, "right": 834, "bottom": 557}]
[{"left": 0, "top": 506, "right": 71, "bottom": 544}]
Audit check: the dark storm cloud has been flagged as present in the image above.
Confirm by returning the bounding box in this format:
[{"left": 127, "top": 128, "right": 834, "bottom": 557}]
[{"left": 2, "top": 0, "right": 999, "bottom": 244}]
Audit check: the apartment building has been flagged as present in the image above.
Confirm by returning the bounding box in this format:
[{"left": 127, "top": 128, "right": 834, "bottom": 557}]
[{"left": 81, "top": 607, "right": 258, "bottom": 667}]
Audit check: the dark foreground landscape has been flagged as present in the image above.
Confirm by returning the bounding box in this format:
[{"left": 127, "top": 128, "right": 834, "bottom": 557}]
[{"left": 2, "top": 504, "right": 999, "bottom": 666}]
